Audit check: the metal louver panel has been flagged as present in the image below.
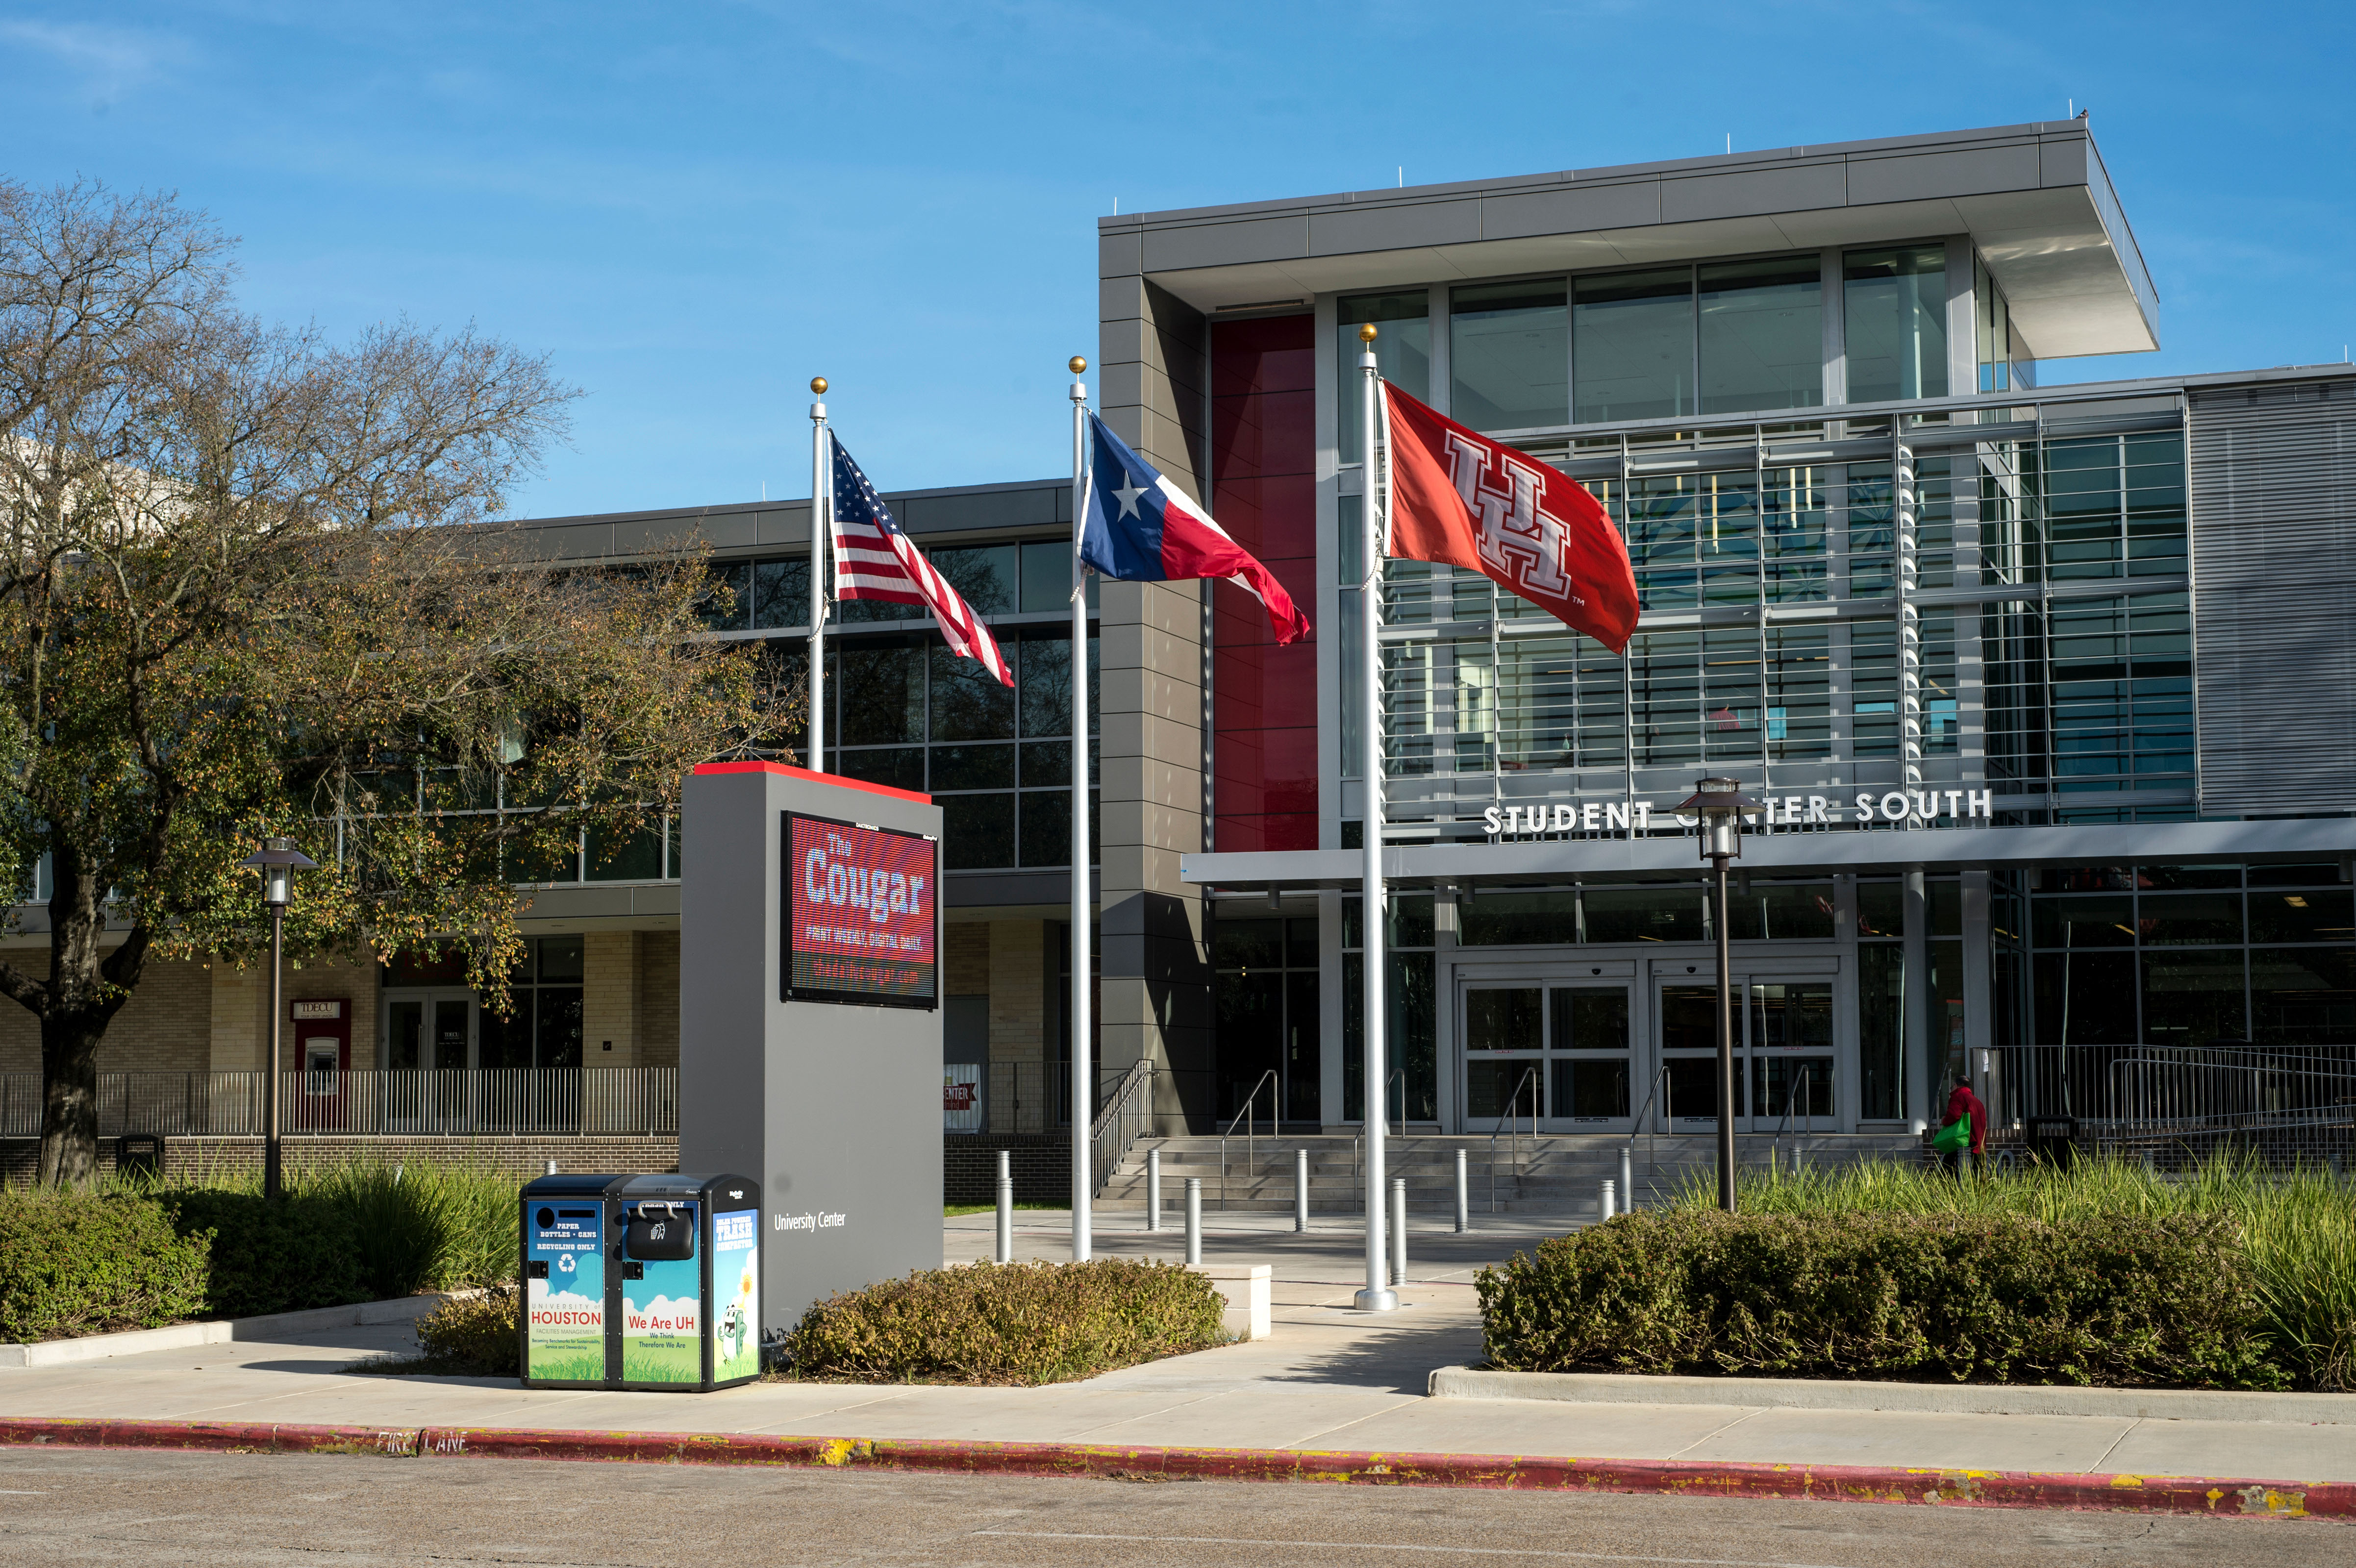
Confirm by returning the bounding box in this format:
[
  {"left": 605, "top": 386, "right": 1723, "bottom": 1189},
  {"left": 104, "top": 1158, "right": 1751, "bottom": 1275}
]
[{"left": 2189, "top": 378, "right": 2356, "bottom": 816}]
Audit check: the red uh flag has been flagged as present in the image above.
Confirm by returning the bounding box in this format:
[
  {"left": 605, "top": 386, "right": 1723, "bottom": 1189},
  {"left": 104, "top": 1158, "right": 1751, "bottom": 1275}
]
[{"left": 1380, "top": 384, "right": 1637, "bottom": 653}]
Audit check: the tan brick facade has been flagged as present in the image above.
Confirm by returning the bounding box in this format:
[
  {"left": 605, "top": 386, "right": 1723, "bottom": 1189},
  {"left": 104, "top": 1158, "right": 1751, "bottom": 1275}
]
[
  {"left": 582, "top": 931, "right": 642, "bottom": 1066},
  {"left": 0, "top": 953, "right": 218, "bottom": 1074},
  {"left": 637, "top": 931, "right": 679, "bottom": 1070}
]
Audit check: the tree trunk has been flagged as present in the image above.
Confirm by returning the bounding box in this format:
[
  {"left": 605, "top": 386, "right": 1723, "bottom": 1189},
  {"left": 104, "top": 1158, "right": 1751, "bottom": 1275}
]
[
  {"left": 35, "top": 1010, "right": 107, "bottom": 1187},
  {"left": 28, "top": 847, "right": 144, "bottom": 1188}
]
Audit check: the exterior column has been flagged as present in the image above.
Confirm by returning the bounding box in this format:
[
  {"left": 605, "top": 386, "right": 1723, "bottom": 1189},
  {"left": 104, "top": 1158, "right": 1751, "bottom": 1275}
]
[
  {"left": 1902, "top": 865, "right": 1930, "bottom": 1129},
  {"left": 1960, "top": 868, "right": 1994, "bottom": 1120},
  {"left": 582, "top": 931, "right": 642, "bottom": 1066}
]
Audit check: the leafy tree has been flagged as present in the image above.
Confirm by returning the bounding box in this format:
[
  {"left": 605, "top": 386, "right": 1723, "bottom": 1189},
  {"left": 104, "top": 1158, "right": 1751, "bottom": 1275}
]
[{"left": 0, "top": 180, "right": 790, "bottom": 1183}]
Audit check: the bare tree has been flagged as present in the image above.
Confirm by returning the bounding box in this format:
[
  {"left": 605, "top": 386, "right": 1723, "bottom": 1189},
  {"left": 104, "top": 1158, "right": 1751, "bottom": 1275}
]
[{"left": 0, "top": 180, "right": 789, "bottom": 1184}]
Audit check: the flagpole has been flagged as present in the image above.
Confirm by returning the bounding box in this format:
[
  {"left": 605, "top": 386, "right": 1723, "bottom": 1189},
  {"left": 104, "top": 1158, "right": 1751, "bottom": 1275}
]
[
  {"left": 1355, "top": 324, "right": 1397, "bottom": 1313},
  {"left": 1068, "top": 357, "right": 1094, "bottom": 1264},
  {"left": 808, "top": 378, "right": 830, "bottom": 771}
]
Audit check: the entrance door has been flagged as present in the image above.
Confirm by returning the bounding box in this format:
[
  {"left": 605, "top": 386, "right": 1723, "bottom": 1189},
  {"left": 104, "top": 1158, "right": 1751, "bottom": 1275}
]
[
  {"left": 1460, "top": 980, "right": 1634, "bottom": 1132},
  {"left": 384, "top": 992, "right": 475, "bottom": 1130},
  {"left": 1653, "top": 976, "right": 1834, "bottom": 1132}
]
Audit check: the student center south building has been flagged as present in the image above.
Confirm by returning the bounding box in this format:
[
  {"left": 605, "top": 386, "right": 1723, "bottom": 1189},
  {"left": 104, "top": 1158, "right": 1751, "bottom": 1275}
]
[{"left": 22, "top": 120, "right": 2356, "bottom": 1174}]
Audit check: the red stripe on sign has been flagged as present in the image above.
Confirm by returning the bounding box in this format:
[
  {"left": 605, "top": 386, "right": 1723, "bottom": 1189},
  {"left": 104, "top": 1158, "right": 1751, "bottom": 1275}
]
[{"left": 690, "top": 761, "right": 934, "bottom": 804}]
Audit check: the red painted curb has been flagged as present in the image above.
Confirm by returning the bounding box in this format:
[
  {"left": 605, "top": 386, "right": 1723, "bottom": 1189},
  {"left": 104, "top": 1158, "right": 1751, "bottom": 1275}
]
[{"left": 0, "top": 1416, "right": 2344, "bottom": 1521}]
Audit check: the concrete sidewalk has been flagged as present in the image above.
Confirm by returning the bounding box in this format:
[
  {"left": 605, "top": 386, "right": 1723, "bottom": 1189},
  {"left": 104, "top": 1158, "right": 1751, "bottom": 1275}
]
[{"left": 0, "top": 1212, "right": 2349, "bottom": 1495}]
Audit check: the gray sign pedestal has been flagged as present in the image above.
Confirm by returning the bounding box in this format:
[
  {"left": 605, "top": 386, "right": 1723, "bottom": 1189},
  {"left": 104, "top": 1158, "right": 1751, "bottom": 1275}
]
[{"left": 677, "top": 762, "right": 945, "bottom": 1337}]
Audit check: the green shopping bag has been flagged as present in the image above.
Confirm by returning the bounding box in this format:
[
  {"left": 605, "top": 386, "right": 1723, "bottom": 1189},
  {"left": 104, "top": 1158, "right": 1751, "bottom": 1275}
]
[{"left": 1930, "top": 1112, "right": 1971, "bottom": 1154}]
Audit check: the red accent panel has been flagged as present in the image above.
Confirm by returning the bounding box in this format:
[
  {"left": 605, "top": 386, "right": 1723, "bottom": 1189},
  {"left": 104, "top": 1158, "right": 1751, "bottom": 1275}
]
[
  {"left": 691, "top": 760, "right": 933, "bottom": 805},
  {"left": 1209, "top": 315, "right": 1318, "bottom": 855}
]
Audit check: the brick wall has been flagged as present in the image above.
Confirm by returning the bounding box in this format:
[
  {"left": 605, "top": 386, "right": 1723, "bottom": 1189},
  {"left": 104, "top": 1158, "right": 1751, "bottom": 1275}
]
[
  {"left": 0, "top": 1134, "right": 683, "bottom": 1184},
  {"left": 944, "top": 1132, "right": 1071, "bottom": 1205},
  {"left": 583, "top": 931, "right": 641, "bottom": 1066},
  {"left": 0, "top": 955, "right": 218, "bottom": 1074},
  {"left": 946, "top": 923, "right": 988, "bottom": 996},
  {"left": 639, "top": 932, "right": 679, "bottom": 1070}
]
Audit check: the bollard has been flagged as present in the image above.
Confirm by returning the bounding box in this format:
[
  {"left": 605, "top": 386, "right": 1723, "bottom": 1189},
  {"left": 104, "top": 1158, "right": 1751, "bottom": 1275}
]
[
  {"left": 1601, "top": 1177, "right": 1616, "bottom": 1221},
  {"left": 1454, "top": 1147, "right": 1469, "bottom": 1234},
  {"left": 1294, "top": 1147, "right": 1309, "bottom": 1233},
  {"left": 1619, "top": 1145, "right": 1633, "bottom": 1213},
  {"left": 992, "top": 1150, "right": 1013, "bottom": 1265},
  {"left": 1390, "top": 1177, "right": 1408, "bottom": 1287},
  {"left": 1184, "top": 1177, "right": 1203, "bottom": 1267},
  {"left": 1146, "top": 1146, "right": 1163, "bottom": 1233}
]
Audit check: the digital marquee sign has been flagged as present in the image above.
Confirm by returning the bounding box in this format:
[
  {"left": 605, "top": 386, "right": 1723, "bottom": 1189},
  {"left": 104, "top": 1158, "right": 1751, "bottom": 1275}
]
[{"left": 783, "top": 813, "right": 938, "bottom": 1009}]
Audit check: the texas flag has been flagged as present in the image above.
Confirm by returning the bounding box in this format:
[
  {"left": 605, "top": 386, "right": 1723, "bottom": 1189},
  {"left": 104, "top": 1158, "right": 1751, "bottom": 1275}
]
[{"left": 1080, "top": 414, "right": 1310, "bottom": 646}]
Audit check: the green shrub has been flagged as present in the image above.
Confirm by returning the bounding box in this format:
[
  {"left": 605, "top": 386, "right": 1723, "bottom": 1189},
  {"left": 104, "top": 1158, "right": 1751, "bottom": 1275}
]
[
  {"left": 1673, "top": 1155, "right": 2356, "bottom": 1390},
  {"left": 1480, "top": 1207, "right": 2288, "bottom": 1391},
  {"left": 784, "top": 1259, "right": 1227, "bottom": 1385},
  {"left": 155, "top": 1189, "right": 368, "bottom": 1319},
  {"left": 412, "top": 1287, "right": 519, "bottom": 1376},
  {"left": 0, "top": 1191, "right": 210, "bottom": 1341}
]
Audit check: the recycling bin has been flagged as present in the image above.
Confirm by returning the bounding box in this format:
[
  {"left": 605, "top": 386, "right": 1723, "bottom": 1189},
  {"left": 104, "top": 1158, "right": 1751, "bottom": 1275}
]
[{"left": 519, "top": 1171, "right": 760, "bottom": 1392}]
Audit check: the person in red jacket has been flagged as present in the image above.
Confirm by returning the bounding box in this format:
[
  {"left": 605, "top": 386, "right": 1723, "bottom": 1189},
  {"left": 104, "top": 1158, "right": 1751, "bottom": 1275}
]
[{"left": 1941, "top": 1071, "right": 1988, "bottom": 1176}]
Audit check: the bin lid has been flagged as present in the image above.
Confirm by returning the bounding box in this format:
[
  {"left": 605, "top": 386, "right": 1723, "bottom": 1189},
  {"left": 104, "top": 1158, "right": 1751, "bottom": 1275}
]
[
  {"left": 521, "top": 1173, "right": 634, "bottom": 1200},
  {"left": 615, "top": 1172, "right": 757, "bottom": 1206}
]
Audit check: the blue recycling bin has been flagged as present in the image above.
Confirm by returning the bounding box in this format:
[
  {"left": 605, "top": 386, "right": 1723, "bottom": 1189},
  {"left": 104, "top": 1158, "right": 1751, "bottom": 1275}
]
[{"left": 518, "top": 1171, "right": 760, "bottom": 1391}]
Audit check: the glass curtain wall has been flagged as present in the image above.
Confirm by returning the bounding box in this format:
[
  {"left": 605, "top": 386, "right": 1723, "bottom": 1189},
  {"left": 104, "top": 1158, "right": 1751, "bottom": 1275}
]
[
  {"left": 1844, "top": 247, "right": 1948, "bottom": 403},
  {"left": 1451, "top": 281, "right": 1566, "bottom": 432},
  {"left": 1569, "top": 257, "right": 1822, "bottom": 424},
  {"left": 479, "top": 935, "right": 585, "bottom": 1071},
  {"left": 1342, "top": 894, "right": 1437, "bottom": 1122},
  {"left": 1338, "top": 292, "right": 1429, "bottom": 462}
]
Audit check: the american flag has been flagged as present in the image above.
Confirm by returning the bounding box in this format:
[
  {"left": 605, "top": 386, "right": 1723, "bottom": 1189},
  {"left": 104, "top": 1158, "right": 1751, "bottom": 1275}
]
[{"left": 828, "top": 438, "right": 1011, "bottom": 687}]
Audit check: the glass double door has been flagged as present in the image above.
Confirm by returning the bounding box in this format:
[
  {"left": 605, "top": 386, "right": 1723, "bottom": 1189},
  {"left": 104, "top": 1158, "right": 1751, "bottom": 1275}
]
[
  {"left": 1656, "top": 977, "right": 1834, "bottom": 1132},
  {"left": 384, "top": 991, "right": 477, "bottom": 1130},
  {"left": 1462, "top": 981, "right": 1634, "bottom": 1132}
]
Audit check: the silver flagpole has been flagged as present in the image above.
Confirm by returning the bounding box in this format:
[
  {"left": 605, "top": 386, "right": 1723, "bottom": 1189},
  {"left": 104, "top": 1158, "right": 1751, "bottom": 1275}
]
[
  {"left": 808, "top": 378, "right": 830, "bottom": 770},
  {"left": 1354, "top": 324, "right": 1396, "bottom": 1312},
  {"left": 1068, "top": 357, "right": 1093, "bottom": 1264}
]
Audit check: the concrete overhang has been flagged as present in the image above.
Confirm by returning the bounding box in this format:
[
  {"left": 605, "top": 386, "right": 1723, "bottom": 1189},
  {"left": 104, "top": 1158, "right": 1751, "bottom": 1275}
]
[
  {"left": 1182, "top": 819, "right": 2356, "bottom": 892},
  {"left": 1107, "top": 121, "right": 2156, "bottom": 360}
]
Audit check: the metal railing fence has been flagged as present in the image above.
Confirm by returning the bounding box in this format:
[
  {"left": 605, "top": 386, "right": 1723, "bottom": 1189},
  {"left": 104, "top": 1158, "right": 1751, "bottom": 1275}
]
[
  {"left": 1089, "top": 1060, "right": 1158, "bottom": 1199},
  {"left": 0, "top": 1069, "right": 678, "bottom": 1139},
  {"left": 1988, "top": 1044, "right": 2356, "bottom": 1137}
]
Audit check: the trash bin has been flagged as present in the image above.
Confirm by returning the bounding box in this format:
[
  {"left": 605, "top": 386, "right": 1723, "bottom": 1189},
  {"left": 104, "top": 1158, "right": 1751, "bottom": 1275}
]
[{"left": 519, "top": 1171, "right": 760, "bottom": 1393}]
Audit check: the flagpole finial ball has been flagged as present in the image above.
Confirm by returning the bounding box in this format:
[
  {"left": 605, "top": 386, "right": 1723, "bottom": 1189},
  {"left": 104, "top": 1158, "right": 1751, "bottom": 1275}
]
[
  {"left": 810, "top": 376, "right": 828, "bottom": 395},
  {"left": 1068, "top": 356, "right": 1087, "bottom": 374},
  {"left": 1358, "top": 323, "right": 1378, "bottom": 344}
]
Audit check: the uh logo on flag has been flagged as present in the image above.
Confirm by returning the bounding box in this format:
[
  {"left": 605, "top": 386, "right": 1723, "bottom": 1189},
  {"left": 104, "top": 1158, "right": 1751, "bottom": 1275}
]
[{"left": 1079, "top": 415, "right": 1309, "bottom": 646}]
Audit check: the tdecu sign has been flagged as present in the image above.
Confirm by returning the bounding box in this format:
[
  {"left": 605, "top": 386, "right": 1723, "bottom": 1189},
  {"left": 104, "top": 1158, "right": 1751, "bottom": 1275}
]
[{"left": 1484, "top": 788, "right": 1996, "bottom": 838}]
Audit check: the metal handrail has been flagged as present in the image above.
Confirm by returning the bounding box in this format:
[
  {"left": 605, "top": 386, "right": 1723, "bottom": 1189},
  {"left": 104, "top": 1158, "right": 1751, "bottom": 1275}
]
[
  {"left": 1219, "top": 1069, "right": 1279, "bottom": 1212},
  {"left": 1485, "top": 1062, "right": 1540, "bottom": 1214},
  {"left": 1388, "top": 1067, "right": 1407, "bottom": 1138},
  {"left": 1626, "top": 1063, "right": 1671, "bottom": 1208},
  {"left": 1087, "top": 1060, "right": 1158, "bottom": 1200}
]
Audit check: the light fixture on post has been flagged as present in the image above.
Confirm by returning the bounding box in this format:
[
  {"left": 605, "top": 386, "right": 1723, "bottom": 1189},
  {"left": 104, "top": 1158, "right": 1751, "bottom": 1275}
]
[
  {"left": 1673, "top": 777, "right": 1757, "bottom": 1213},
  {"left": 240, "top": 836, "right": 317, "bottom": 1200}
]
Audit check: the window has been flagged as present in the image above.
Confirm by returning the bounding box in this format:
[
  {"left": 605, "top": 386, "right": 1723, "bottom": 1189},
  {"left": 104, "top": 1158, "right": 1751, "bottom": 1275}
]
[
  {"left": 826, "top": 630, "right": 1099, "bottom": 871},
  {"left": 480, "top": 936, "right": 583, "bottom": 1071},
  {"left": 1337, "top": 292, "right": 1429, "bottom": 462},
  {"left": 1450, "top": 280, "right": 1566, "bottom": 433},
  {"left": 1845, "top": 246, "right": 1948, "bottom": 403},
  {"left": 1698, "top": 257, "right": 1822, "bottom": 415},
  {"left": 1573, "top": 268, "right": 1693, "bottom": 423}
]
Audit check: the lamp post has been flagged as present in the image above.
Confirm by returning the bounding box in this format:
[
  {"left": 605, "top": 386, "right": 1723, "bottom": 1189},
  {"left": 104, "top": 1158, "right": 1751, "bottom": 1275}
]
[
  {"left": 1674, "top": 778, "right": 1757, "bottom": 1213},
  {"left": 240, "top": 837, "right": 317, "bottom": 1200}
]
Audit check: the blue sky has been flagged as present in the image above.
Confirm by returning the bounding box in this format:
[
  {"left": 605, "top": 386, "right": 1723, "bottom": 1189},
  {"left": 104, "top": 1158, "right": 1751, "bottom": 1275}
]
[{"left": 3, "top": 2, "right": 2349, "bottom": 520}]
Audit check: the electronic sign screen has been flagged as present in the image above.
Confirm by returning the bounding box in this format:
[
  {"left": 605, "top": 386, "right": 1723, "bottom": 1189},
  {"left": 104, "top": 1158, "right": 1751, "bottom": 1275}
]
[{"left": 783, "top": 813, "right": 938, "bottom": 1008}]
